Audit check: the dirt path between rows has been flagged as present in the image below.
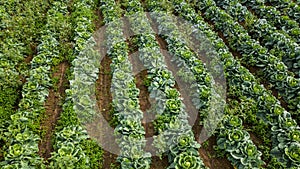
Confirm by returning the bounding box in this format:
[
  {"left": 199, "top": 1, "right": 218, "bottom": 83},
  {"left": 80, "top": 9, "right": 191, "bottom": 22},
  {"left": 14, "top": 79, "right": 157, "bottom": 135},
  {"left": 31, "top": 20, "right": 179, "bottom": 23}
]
[
  {"left": 95, "top": 54, "right": 119, "bottom": 169},
  {"left": 143, "top": 9, "right": 234, "bottom": 169},
  {"left": 38, "top": 61, "right": 68, "bottom": 160}
]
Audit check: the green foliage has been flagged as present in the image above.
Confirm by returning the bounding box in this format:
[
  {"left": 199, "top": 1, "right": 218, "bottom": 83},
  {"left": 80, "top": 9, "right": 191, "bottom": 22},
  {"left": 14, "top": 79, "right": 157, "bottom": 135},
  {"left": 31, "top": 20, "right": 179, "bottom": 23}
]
[
  {"left": 200, "top": 1, "right": 300, "bottom": 115},
  {"left": 49, "top": 126, "right": 92, "bottom": 169},
  {"left": 216, "top": 115, "right": 264, "bottom": 169},
  {"left": 1, "top": 0, "right": 300, "bottom": 168},
  {"left": 214, "top": 0, "right": 300, "bottom": 79},
  {"left": 100, "top": 1, "right": 151, "bottom": 168},
  {"left": 170, "top": 151, "right": 204, "bottom": 169},
  {"left": 123, "top": 0, "right": 208, "bottom": 168},
  {"left": 241, "top": 0, "right": 300, "bottom": 43},
  {"left": 0, "top": 0, "right": 70, "bottom": 166},
  {"left": 49, "top": 0, "right": 104, "bottom": 168}
]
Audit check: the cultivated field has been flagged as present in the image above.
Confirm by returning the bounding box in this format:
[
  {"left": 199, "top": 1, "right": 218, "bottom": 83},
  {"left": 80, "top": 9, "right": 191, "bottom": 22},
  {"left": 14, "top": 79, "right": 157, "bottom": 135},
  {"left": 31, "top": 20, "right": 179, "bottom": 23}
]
[{"left": 0, "top": 0, "right": 300, "bottom": 168}]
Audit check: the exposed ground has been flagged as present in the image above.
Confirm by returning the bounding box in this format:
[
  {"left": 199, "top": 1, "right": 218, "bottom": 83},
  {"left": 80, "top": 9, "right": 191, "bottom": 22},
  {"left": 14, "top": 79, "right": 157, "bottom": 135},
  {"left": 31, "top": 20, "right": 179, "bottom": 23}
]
[
  {"left": 38, "top": 61, "right": 68, "bottom": 160},
  {"left": 144, "top": 11, "right": 234, "bottom": 168}
]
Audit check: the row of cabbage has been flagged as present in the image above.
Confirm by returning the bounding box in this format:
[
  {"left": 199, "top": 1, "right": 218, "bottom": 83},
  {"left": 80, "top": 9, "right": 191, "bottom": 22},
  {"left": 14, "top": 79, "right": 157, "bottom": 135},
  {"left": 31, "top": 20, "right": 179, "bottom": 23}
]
[
  {"left": 0, "top": 1, "right": 26, "bottom": 124},
  {"left": 121, "top": 0, "right": 209, "bottom": 168},
  {"left": 190, "top": 0, "right": 300, "bottom": 167},
  {"left": 169, "top": 0, "right": 300, "bottom": 168},
  {"left": 146, "top": 1, "right": 265, "bottom": 168},
  {"left": 239, "top": 0, "right": 300, "bottom": 44},
  {"left": 0, "top": 1, "right": 68, "bottom": 167},
  {"left": 99, "top": 0, "right": 151, "bottom": 168},
  {"left": 147, "top": 1, "right": 213, "bottom": 122},
  {"left": 0, "top": 0, "right": 48, "bottom": 159},
  {"left": 49, "top": 0, "right": 103, "bottom": 168},
  {"left": 217, "top": 115, "right": 265, "bottom": 169},
  {"left": 265, "top": 0, "right": 300, "bottom": 25},
  {"left": 213, "top": 0, "right": 300, "bottom": 78},
  {"left": 0, "top": 2, "right": 26, "bottom": 155},
  {"left": 194, "top": 0, "right": 300, "bottom": 121}
]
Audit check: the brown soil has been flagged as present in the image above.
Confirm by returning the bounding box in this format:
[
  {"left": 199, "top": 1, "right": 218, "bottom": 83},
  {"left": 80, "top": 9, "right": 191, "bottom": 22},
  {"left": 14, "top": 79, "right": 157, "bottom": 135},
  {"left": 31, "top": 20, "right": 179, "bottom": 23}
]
[
  {"left": 128, "top": 44, "right": 168, "bottom": 168},
  {"left": 82, "top": 51, "right": 122, "bottom": 169},
  {"left": 95, "top": 50, "right": 119, "bottom": 169},
  {"left": 249, "top": 132, "right": 263, "bottom": 147},
  {"left": 96, "top": 55, "right": 113, "bottom": 127},
  {"left": 205, "top": 15, "right": 290, "bottom": 111},
  {"left": 94, "top": 9, "right": 104, "bottom": 30},
  {"left": 150, "top": 156, "right": 169, "bottom": 169},
  {"left": 93, "top": 11, "right": 120, "bottom": 166},
  {"left": 0, "top": 148, "right": 3, "bottom": 161},
  {"left": 198, "top": 136, "right": 234, "bottom": 169},
  {"left": 145, "top": 8, "right": 234, "bottom": 169},
  {"left": 38, "top": 61, "right": 68, "bottom": 160},
  {"left": 20, "top": 54, "right": 35, "bottom": 84},
  {"left": 134, "top": 70, "right": 154, "bottom": 136},
  {"left": 84, "top": 52, "right": 119, "bottom": 169},
  {"left": 192, "top": 106, "right": 233, "bottom": 169},
  {"left": 121, "top": 9, "right": 170, "bottom": 168},
  {"left": 24, "top": 55, "right": 34, "bottom": 64}
]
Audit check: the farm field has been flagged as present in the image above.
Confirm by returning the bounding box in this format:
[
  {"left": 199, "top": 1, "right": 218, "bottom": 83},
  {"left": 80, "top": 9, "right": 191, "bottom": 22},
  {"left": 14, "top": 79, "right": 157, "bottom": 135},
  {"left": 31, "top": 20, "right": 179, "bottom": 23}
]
[{"left": 0, "top": 0, "right": 300, "bottom": 168}]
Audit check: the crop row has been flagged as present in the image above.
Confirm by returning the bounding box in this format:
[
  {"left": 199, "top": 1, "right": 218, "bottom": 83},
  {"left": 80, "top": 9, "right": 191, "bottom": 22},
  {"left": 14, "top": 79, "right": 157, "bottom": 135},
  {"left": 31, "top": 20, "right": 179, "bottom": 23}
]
[
  {"left": 146, "top": 1, "right": 266, "bottom": 168},
  {"left": 213, "top": 0, "right": 300, "bottom": 78},
  {"left": 49, "top": 0, "right": 103, "bottom": 168},
  {"left": 195, "top": 0, "right": 300, "bottom": 120},
  {"left": 1, "top": 0, "right": 299, "bottom": 168},
  {"left": 100, "top": 0, "right": 151, "bottom": 168},
  {"left": 148, "top": 3, "right": 213, "bottom": 119},
  {"left": 122, "top": 0, "right": 209, "bottom": 168},
  {"left": 0, "top": 1, "right": 68, "bottom": 167},
  {"left": 239, "top": 0, "right": 300, "bottom": 44},
  {"left": 0, "top": 0, "right": 49, "bottom": 159},
  {"left": 170, "top": 0, "right": 300, "bottom": 168},
  {"left": 0, "top": 3, "right": 28, "bottom": 157},
  {"left": 265, "top": 0, "right": 300, "bottom": 25}
]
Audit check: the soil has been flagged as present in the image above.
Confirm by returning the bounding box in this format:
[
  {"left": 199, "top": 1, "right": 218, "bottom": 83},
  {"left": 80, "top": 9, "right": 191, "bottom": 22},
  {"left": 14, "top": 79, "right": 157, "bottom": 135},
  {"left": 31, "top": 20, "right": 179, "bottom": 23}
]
[
  {"left": 121, "top": 9, "right": 170, "bottom": 168},
  {"left": 134, "top": 69, "right": 170, "bottom": 169},
  {"left": 198, "top": 136, "right": 234, "bottom": 169},
  {"left": 95, "top": 46, "right": 119, "bottom": 169},
  {"left": 94, "top": 9, "right": 104, "bottom": 30},
  {"left": 150, "top": 156, "right": 169, "bottom": 169},
  {"left": 249, "top": 132, "right": 264, "bottom": 147},
  {"left": 127, "top": 38, "right": 169, "bottom": 168},
  {"left": 38, "top": 61, "right": 68, "bottom": 160},
  {"left": 24, "top": 55, "right": 34, "bottom": 64},
  {"left": 85, "top": 8, "right": 121, "bottom": 169},
  {"left": 192, "top": 100, "right": 232, "bottom": 169},
  {"left": 134, "top": 70, "right": 154, "bottom": 137},
  {"left": 144, "top": 8, "right": 234, "bottom": 169},
  {"left": 21, "top": 53, "right": 35, "bottom": 84},
  {"left": 203, "top": 13, "right": 290, "bottom": 111},
  {"left": 96, "top": 55, "right": 113, "bottom": 127},
  {"left": 83, "top": 52, "right": 122, "bottom": 168},
  {"left": 0, "top": 143, "right": 3, "bottom": 161}
]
